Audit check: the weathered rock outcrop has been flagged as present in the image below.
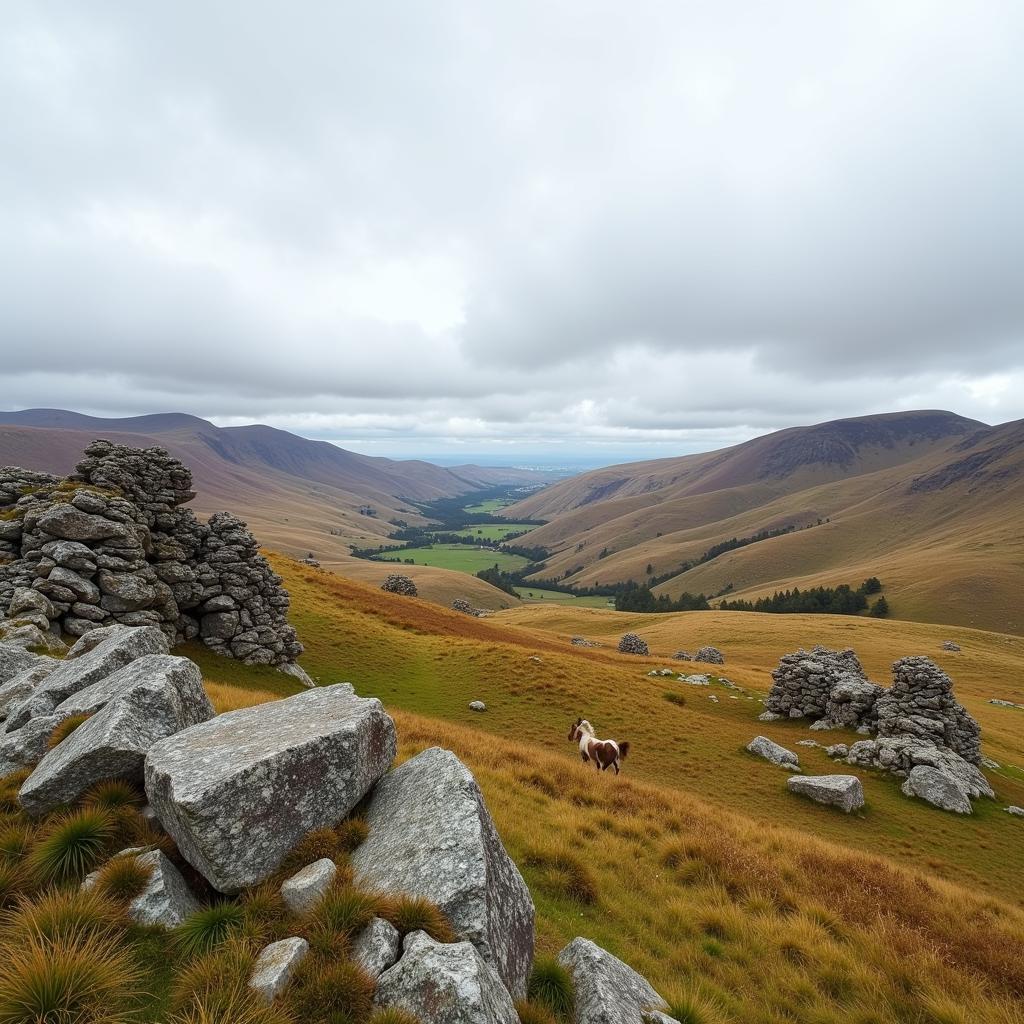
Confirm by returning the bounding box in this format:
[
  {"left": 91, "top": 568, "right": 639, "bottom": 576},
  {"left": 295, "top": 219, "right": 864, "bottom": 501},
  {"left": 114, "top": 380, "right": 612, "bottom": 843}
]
[
  {"left": 375, "top": 931, "right": 519, "bottom": 1024},
  {"left": 83, "top": 848, "right": 201, "bottom": 927},
  {"left": 901, "top": 765, "right": 972, "bottom": 814},
  {"left": 0, "top": 660, "right": 55, "bottom": 720},
  {"left": 0, "top": 441, "right": 302, "bottom": 667},
  {"left": 19, "top": 655, "right": 215, "bottom": 815},
  {"left": 787, "top": 774, "right": 864, "bottom": 813},
  {"left": 557, "top": 937, "right": 677, "bottom": 1024},
  {"left": 145, "top": 684, "right": 396, "bottom": 892},
  {"left": 617, "top": 633, "right": 649, "bottom": 656},
  {"left": 765, "top": 646, "right": 869, "bottom": 720},
  {"left": 352, "top": 746, "right": 535, "bottom": 999}
]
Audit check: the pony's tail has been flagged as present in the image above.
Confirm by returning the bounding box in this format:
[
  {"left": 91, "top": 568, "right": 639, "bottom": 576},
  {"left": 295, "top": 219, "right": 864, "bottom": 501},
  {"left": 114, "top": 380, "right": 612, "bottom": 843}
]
[{"left": 618, "top": 741, "right": 631, "bottom": 760}]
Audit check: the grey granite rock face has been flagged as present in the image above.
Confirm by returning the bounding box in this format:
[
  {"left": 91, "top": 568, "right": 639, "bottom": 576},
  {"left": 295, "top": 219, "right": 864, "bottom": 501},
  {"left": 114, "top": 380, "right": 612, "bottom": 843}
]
[
  {"left": 0, "top": 660, "right": 56, "bottom": 720},
  {"left": 746, "top": 735, "right": 799, "bottom": 768},
  {"left": 83, "top": 848, "right": 201, "bottom": 927},
  {"left": 280, "top": 857, "right": 337, "bottom": 915},
  {"left": 351, "top": 916, "right": 402, "bottom": 979},
  {"left": 49, "top": 654, "right": 212, "bottom": 728},
  {"left": 0, "top": 713, "right": 60, "bottom": 777},
  {"left": 19, "top": 658, "right": 214, "bottom": 815},
  {"left": 558, "top": 937, "right": 671, "bottom": 1024},
  {"left": 375, "top": 931, "right": 519, "bottom": 1024},
  {"left": 145, "top": 684, "right": 396, "bottom": 892},
  {"left": 0, "top": 644, "right": 46, "bottom": 687},
  {"left": 352, "top": 746, "right": 535, "bottom": 999},
  {"left": 5, "top": 625, "right": 170, "bottom": 731},
  {"left": 786, "top": 774, "right": 864, "bottom": 813},
  {"left": 900, "top": 765, "right": 972, "bottom": 814},
  {"left": 249, "top": 937, "right": 309, "bottom": 1004}
]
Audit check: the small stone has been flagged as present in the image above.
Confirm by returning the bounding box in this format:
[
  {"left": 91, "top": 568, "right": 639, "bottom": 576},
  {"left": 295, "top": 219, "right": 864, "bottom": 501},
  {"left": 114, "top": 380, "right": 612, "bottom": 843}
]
[
  {"left": 825, "top": 744, "right": 849, "bottom": 758},
  {"left": 351, "top": 917, "right": 401, "bottom": 979},
  {"left": 280, "top": 858, "right": 337, "bottom": 915},
  {"left": 83, "top": 848, "right": 201, "bottom": 928},
  {"left": 249, "top": 937, "right": 309, "bottom": 1004},
  {"left": 469, "top": 700, "right": 486, "bottom": 712}
]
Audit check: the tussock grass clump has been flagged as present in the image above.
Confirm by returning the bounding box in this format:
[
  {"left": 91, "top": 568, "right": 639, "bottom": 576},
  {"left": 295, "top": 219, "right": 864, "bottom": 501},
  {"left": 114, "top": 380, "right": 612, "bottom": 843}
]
[
  {"left": 0, "top": 863, "right": 28, "bottom": 910},
  {"left": 3, "top": 887, "right": 122, "bottom": 945},
  {"left": 288, "top": 959, "right": 375, "bottom": 1024},
  {"left": 174, "top": 903, "right": 247, "bottom": 958},
  {"left": 515, "top": 1000, "right": 558, "bottom": 1024},
  {"left": 240, "top": 881, "right": 290, "bottom": 945},
  {"left": 334, "top": 816, "right": 370, "bottom": 853},
  {"left": 308, "top": 885, "right": 380, "bottom": 938},
  {"left": 0, "top": 770, "right": 31, "bottom": 813},
  {"left": 523, "top": 847, "right": 597, "bottom": 905},
  {"left": 280, "top": 827, "right": 340, "bottom": 874},
  {"left": 0, "top": 823, "right": 34, "bottom": 863},
  {"left": 47, "top": 713, "right": 92, "bottom": 749},
  {"left": 378, "top": 894, "right": 456, "bottom": 943},
  {"left": 171, "top": 940, "right": 257, "bottom": 1013},
  {"left": 527, "top": 956, "right": 574, "bottom": 1018},
  {"left": 27, "top": 808, "right": 114, "bottom": 884},
  {"left": 80, "top": 779, "right": 144, "bottom": 811},
  {"left": 367, "top": 1010, "right": 422, "bottom": 1024},
  {"left": 0, "top": 931, "right": 140, "bottom": 1024},
  {"left": 663, "top": 691, "right": 687, "bottom": 706},
  {"left": 91, "top": 852, "right": 153, "bottom": 903},
  {"left": 171, "top": 986, "right": 294, "bottom": 1024}
]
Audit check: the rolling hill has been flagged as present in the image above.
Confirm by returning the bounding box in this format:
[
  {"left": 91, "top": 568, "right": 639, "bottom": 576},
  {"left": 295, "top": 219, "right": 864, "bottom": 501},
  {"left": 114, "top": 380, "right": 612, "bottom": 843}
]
[
  {"left": 0, "top": 408, "right": 556, "bottom": 610},
  {"left": 506, "top": 411, "right": 1024, "bottom": 634}
]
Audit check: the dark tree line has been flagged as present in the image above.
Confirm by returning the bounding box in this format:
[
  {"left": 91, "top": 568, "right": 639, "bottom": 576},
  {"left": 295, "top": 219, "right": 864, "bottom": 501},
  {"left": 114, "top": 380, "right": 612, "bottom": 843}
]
[{"left": 718, "top": 578, "right": 887, "bottom": 616}]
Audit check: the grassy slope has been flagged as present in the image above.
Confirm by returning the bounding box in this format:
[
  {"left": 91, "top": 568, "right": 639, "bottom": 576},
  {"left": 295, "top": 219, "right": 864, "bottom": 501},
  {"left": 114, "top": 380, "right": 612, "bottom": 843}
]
[
  {"left": 196, "top": 556, "right": 1024, "bottom": 907},
  {"left": 187, "top": 556, "right": 1024, "bottom": 1021},
  {"left": 374, "top": 544, "right": 530, "bottom": 573}
]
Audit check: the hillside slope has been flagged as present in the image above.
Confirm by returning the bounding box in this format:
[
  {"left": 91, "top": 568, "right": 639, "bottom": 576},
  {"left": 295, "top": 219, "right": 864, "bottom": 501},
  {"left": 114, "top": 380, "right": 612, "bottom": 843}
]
[
  {"left": 508, "top": 411, "right": 1024, "bottom": 633},
  {"left": 0, "top": 409, "right": 549, "bottom": 610}
]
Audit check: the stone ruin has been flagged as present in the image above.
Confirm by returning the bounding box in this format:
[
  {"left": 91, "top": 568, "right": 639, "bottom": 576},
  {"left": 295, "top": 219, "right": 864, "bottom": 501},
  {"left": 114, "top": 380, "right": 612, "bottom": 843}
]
[
  {"left": 0, "top": 623, "right": 681, "bottom": 1022},
  {"left": 617, "top": 632, "right": 649, "bottom": 656},
  {"left": 694, "top": 645, "right": 725, "bottom": 665},
  {"left": 381, "top": 573, "right": 418, "bottom": 597},
  {"left": 761, "top": 644, "right": 991, "bottom": 813},
  {"left": 0, "top": 440, "right": 301, "bottom": 667}
]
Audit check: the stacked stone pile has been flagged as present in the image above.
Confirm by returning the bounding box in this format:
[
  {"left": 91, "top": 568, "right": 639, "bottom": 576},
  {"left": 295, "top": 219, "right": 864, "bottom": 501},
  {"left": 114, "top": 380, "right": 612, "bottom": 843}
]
[
  {"left": 763, "top": 645, "right": 869, "bottom": 720},
  {"left": 617, "top": 633, "right": 649, "bottom": 656},
  {"left": 694, "top": 645, "right": 725, "bottom": 665},
  {"left": 0, "top": 626, "right": 677, "bottom": 1022},
  {"left": 381, "top": 573, "right": 418, "bottom": 597},
  {"left": 0, "top": 440, "right": 301, "bottom": 667}
]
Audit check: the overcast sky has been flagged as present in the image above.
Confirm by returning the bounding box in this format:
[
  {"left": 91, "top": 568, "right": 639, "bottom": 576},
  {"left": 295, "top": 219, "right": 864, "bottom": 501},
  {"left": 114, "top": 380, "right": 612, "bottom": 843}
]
[{"left": 3, "top": 2, "right": 1023, "bottom": 463}]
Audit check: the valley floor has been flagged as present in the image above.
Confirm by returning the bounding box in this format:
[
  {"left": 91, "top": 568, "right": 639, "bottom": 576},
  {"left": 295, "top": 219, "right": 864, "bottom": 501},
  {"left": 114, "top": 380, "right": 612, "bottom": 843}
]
[{"left": 191, "top": 554, "right": 1024, "bottom": 1021}]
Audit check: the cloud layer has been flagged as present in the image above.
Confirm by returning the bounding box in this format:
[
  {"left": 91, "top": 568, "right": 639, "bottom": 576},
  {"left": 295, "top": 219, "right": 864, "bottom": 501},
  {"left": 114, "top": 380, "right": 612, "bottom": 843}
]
[{"left": 3, "top": 1, "right": 1023, "bottom": 458}]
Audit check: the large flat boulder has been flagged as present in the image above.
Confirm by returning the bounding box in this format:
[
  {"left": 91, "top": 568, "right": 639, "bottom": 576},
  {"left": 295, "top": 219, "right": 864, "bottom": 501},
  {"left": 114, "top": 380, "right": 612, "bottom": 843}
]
[
  {"left": 351, "top": 746, "right": 535, "bottom": 999},
  {"left": 558, "top": 937, "right": 674, "bottom": 1024},
  {"left": 375, "top": 931, "right": 518, "bottom": 1024},
  {"left": 5, "top": 625, "right": 169, "bottom": 730},
  {"left": 787, "top": 774, "right": 864, "bottom": 813},
  {"left": 144, "top": 684, "right": 396, "bottom": 892},
  {"left": 746, "top": 735, "right": 800, "bottom": 768},
  {"left": 0, "top": 644, "right": 47, "bottom": 687},
  {"left": 0, "top": 661, "right": 56, "bottom": 720},
  {"left": 0, "top": 714, "right": 60, "bottom": 777},
  {"left": 83, "top": 848, "right": 201, "bottom": 927},
  {"left": 18, "top": 657, "right": 214, "bottom": 815}
]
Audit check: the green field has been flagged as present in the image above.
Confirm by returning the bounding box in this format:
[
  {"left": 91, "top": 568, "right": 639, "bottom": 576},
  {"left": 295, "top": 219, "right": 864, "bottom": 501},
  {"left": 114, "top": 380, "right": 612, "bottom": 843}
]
[
  {"left": 374, "top": 543, "right": 530, "bottom": 574},
  {"left": 514, "top": 585, "right": 614, "bottom": 607},
  {"left": 461, "top": 497, "right": 515, "bottom": 514},
  {"left": 453, "top": 522, "right": 537, "bottom": 541}
]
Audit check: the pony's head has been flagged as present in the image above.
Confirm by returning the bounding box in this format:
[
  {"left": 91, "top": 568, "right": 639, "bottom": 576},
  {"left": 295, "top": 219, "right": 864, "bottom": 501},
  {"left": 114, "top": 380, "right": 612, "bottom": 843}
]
[{"left": 568, "top": 717, "right": 594, "bottom": 742}]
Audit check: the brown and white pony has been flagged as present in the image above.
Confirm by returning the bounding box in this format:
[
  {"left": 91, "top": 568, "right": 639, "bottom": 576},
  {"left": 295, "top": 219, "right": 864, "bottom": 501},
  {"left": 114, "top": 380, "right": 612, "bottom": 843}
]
[{"left": 568, "top": 717, "right": 630, "bottom": 774}]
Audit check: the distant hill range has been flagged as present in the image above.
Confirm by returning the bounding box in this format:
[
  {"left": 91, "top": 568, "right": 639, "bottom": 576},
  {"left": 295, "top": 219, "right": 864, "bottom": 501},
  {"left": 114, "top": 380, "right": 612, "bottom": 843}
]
[
  {"left": 0, "top": 409, "right": 557, "bottom": 609},
  {"left": 507, "top": 410, "right": 1024, "bottom": 635}
]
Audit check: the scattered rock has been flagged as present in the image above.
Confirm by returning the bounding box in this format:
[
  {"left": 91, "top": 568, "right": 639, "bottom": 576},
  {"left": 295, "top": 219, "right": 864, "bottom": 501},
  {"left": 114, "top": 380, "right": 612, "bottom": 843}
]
[
  {"left": 280, "top": 858, "right": 338, "bottom": 915},
  {"left": 249, "top": 937, "right": 309, "bottom": 1004},
  {"left": 571, "top": 636, "right": 600, "bottom": 648},
  {"left": 1007, "top": 806, "right": 1024, "bottom": 818},
  {"left": 351, "top": 917, "right": 402, "bottom": 979},
  {"left": 787, "top": 774, "right": 864, "bottom": 813},
  {"left": 825, "top": 744, "right": 849, "bottom": 758},
  {"left": 275, "top": 661, "right": 316, "bottom": 688},
  {"left": 452, "top": 598, "right": 478, "bottom": 616},
  {"left": 682, "top": 674, "right": 709, "bottom": 686},
  {"left": 901, "top": 765, "right": 972, "bottom": 814},
  {"left": 942, "top": 641, "right": 961, "bottom": 652},
  {"left": 693, "top": 646, "right": 724, "bottom": 665},
  {"left": 757, "top": 710, "right": 785, "bottom": 722},
  {"left": 617, "top": 633, "right": 649, "bottom": 656},
  {"left": 352, "top": 746, "right": 534, "bottom": 998},
  {"left": 746, "top": 735, "right": 800, "bottom": 768},
  {"left": 83, "top": 848, "right": 201, "bottom": 927},
  {"left": 145, "top": 683, "right": 396, "bottom": 892},
  {"left": 671, "top": 650, "right": 692, "bottom": 661},
  {"left": 381, "top": 574, "right": 418, "bottom": 597},
  {"left": 469, "top": 700, "right": 486, "bottom": 712},
  {"left": 558, "top": 936, "right": 674, "bottom": 1024},
  {"left": 375, "top": 931, "right": 519, "bottom": 1024},
  {"left": 797, "top": 740, "right": 820, "bottom": 747},
  {"left": 989, "top": 699, "right": 1024, "bottom": 710}
]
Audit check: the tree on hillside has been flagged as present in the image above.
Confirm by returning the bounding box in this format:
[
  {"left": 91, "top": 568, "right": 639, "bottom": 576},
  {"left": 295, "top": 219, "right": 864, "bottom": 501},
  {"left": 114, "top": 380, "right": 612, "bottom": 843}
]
[
  {"left": 870, "top": 596, "right": 890, "bottom": 617},
  {"left": 861, "top": 576, "right": 882, "bottom": 594}
]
